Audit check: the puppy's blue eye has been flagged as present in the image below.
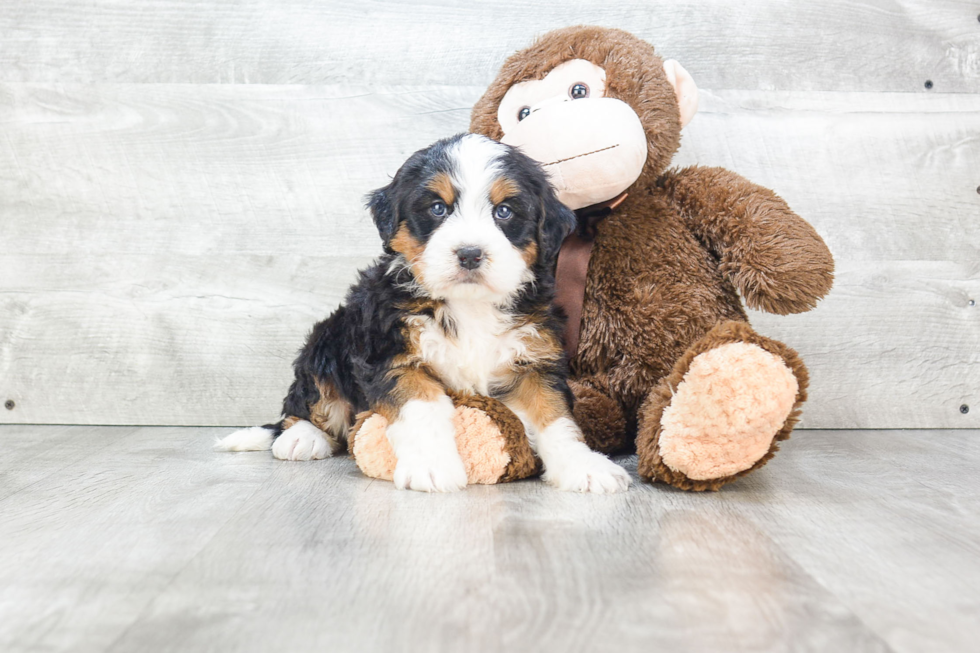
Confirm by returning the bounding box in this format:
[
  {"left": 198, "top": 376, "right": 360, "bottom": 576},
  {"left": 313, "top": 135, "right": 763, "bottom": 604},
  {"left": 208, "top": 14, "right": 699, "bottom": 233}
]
[
  {"left": 518, "top": 107, "right": 531, "bottom": 121},
  {"left": 430, "top": 201, "right": 447, "bottom": 217},
  {"left": 494, "top": 205, "right": 513, "bottom": 221},
  {"left": 570, "top": 83, "right": 589, "bottom": 99}
]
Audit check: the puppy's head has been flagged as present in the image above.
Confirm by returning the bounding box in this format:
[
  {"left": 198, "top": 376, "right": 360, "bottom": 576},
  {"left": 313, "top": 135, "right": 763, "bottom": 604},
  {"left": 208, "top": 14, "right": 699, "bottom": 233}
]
[{"left": 367, "top": 133, "right": 575, "bottom": 303}]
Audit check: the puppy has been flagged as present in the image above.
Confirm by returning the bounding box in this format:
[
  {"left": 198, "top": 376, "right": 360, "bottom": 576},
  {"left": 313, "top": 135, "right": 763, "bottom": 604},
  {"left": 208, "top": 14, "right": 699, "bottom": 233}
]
[{"left": 215, "top": 133, "right": 630, "bottom": 493}]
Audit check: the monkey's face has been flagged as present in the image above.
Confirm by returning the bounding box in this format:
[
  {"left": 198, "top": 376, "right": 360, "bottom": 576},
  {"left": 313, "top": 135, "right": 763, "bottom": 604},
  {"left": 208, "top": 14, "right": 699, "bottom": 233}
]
[
  {"left": 496, "top": 59, "right": 648, "bottom": 211},
  {"left": 471, "top": 27, "right": 700, "bottom": 211}
]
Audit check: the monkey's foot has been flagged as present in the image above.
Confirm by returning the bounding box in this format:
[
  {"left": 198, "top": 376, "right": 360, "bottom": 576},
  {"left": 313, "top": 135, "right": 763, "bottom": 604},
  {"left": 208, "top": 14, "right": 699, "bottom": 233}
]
[{"left": 637, "top": 323, "right": 807, "bottom": 491}]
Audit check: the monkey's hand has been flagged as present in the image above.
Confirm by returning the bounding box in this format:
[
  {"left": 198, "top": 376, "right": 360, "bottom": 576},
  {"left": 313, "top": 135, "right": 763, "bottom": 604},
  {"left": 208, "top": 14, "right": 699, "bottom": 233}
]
[{"left": 663, "top": 166, "right": 834, "bottom": 315}]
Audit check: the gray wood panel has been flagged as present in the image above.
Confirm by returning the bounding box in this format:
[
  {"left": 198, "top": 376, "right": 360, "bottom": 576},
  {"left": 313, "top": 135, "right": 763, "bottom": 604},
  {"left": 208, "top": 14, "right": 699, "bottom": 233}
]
[
  {"left": 2, "top": 425, "right": 979, "bottom": 652},
  {"left": 1, "top": 1, "right": 978, "bottom": 93},
  {"left": 1, "top": 85, "right": 977, "bottom": 428}
]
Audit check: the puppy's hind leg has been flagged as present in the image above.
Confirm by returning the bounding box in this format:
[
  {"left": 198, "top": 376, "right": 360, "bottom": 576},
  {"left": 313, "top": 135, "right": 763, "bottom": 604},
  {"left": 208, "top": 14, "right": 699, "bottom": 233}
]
[
  {"left": 273, "top": 380, "right": 352, "bottom": 462},
  {"left": 213, "top": 424, "right": 278, "bottom": 452},
  {"left": 213, "top": 419, "right": 327, "bottom": 458},
  {"left": 272, "top": 419, "right": 334, "bottom": 461}
]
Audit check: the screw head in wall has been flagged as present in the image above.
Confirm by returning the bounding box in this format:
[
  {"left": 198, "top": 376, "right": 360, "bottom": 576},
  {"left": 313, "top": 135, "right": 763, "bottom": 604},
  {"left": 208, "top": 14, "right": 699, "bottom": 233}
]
[
  {"left": 4, "top": 400, "right": 14, "bottom": 410},
  {"left": 924, "top": 80, "right": 934, "bottom": 90}
]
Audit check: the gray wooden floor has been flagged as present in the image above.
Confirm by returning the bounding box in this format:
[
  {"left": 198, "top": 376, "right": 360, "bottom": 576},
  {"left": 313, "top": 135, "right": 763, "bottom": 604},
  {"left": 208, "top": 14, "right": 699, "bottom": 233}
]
[{"left": 1, "top": 427, "right": 977, "bottom": 653}]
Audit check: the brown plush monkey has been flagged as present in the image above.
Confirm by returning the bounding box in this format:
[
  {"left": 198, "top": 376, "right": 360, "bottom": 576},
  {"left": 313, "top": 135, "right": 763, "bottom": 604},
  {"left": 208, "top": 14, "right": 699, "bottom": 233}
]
[
  {"left": 351, "top": 26, "right": 833, "bottom": 491},
  {"left": 469, "top": 26, "right": 834, "bottom": 490}
]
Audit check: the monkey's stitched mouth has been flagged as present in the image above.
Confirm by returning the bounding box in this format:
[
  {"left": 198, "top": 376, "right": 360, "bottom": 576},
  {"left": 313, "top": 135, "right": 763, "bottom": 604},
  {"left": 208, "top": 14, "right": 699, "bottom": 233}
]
[{"left": 542, "top": 143, "right": 620, "bottom": 167}]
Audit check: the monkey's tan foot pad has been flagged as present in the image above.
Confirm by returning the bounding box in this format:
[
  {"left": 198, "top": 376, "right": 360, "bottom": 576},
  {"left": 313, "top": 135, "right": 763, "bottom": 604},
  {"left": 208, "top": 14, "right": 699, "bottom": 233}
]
[{"left": 648, "top": 342, "right": 799, "bottom": 488}]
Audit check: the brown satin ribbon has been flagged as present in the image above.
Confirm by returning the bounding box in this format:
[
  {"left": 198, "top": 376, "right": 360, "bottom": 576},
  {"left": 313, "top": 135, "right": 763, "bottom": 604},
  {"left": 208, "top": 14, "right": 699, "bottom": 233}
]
[{"left": 554, "top": 192, "right": 628, "bottom": 358}]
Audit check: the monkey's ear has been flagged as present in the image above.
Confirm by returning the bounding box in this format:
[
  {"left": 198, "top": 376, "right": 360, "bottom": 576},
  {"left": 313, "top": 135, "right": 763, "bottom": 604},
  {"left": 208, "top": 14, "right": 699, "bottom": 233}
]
[
  {"left": 365, "top": 183, "right": 398, "bottom": 253},
  {"left": 663, "top": 60, "right": 699, "bottom": 128},
  {"left": 538, "top": 191, "right": 577, "bottom": 267}
]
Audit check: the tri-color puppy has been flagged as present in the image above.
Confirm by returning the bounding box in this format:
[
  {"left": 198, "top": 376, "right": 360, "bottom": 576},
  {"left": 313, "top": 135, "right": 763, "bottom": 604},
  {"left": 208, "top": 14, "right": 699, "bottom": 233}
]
[{"left": 215, "top": 133, "right": 630, "bottom": 493}]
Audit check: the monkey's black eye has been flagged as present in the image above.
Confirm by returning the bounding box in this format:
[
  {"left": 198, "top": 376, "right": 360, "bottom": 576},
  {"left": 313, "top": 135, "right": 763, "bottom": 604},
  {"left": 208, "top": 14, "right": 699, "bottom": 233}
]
[
  {"left": 494, "top": 205, "right": 513, "bottom": 221},
  {"left": 570, "top": 83, "right": 589, "bottom": 99},
  {"left": 430, "top": 201, "right": 447, "bottom": 218},
  {"left": 517, "top": 107, "right": 531, "bottom": 121}
]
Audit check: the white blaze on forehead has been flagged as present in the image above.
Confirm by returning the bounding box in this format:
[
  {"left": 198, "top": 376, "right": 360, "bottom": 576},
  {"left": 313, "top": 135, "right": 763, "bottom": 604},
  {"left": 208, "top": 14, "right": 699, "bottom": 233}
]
[
  {"left": 418, "top": 134, "right": 531, "bottom": 302},
  {"left": 447, "top": 134, "right": 508, "bottom": 204}
]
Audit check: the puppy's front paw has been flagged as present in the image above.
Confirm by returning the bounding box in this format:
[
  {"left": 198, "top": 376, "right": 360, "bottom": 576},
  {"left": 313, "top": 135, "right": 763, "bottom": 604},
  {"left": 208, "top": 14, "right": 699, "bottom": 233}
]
[
  {"left": 272, "top": 421, "right": 332, "bottom": 461},
  {"left": 392, "top": 452, "right": 468, "bottom": 493},
  {"left": 544, "top": 449, "right": 631, "bottom": 494}
]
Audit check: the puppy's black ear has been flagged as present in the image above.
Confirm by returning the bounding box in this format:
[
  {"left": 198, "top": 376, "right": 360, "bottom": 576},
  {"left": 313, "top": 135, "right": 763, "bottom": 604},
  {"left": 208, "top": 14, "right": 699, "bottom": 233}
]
[
  {"left": 366, "top": 183, "right": 398, "bottom": 253},
  {"left": 538, "top": 191, "right": 577, "bottom": 267}
]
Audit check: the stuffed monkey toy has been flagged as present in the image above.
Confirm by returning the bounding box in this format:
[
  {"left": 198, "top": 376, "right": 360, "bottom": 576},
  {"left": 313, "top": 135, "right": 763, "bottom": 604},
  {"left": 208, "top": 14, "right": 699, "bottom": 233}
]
[{"left": 352, "top": 26, "right": 834, "bottom": 491}]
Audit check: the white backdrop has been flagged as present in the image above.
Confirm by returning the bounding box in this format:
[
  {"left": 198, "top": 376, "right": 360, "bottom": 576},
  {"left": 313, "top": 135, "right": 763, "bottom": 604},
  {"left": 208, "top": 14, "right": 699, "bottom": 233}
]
[{"left": 0, "top": 1, "right": 977, "bottom": 428}]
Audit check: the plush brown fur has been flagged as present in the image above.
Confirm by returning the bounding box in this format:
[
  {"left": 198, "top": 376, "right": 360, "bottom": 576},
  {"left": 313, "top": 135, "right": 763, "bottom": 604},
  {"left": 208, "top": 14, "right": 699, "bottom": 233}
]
[
  {"left": 470, "top": 26, "right": 834, "bottom": 490},
  {"left": 569, "top": 377, "right": 626, "bottom": 453}
]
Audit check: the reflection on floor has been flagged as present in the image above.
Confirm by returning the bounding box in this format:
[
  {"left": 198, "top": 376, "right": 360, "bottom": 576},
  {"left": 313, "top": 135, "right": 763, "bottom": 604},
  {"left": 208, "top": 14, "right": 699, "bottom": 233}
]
[{"left": 1, "top": 426, "right": 977, "bottom": 653}]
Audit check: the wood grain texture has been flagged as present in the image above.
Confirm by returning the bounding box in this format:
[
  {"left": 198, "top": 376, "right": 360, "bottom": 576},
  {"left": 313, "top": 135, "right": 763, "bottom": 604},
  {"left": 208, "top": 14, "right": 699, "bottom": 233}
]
[
  {"left": 2, "top": 426, "right": 979, "bottom": 652},
  {"left": 0, "top": 426, "right": 278, "bottom": 653},
  {"left": 733, "top": 429, "right": 980, "bottom": 653},
  {"left": 1, "top": 84, "right": 977, "bottom": 427},
  {"left": 1, "top": 1, "right": 978, "bottom": 93},
  {"left": 0, "top": 424, "right": 137, "bottom": 502}
]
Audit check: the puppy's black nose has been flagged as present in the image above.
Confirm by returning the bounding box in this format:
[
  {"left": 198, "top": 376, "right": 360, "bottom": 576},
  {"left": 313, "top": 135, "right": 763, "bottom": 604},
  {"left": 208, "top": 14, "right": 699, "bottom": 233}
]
[{"left": 456, "top": 246, "right": 484, "bottom": 270}]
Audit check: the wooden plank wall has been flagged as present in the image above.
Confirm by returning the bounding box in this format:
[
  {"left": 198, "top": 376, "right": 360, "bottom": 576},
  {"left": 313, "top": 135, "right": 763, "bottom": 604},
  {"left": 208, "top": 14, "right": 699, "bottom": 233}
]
[{"left": 1, "top": 1, "right": 978, "bottom": 428}]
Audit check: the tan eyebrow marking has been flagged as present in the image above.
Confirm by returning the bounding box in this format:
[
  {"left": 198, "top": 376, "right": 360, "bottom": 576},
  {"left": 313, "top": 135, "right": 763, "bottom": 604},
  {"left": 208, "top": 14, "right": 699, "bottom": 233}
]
[
  {"left": 426, "top": 172, "right": 456, "bottom": 206},
  {"left": 490, "top": 176, "right": 520, "bottom": 205}
]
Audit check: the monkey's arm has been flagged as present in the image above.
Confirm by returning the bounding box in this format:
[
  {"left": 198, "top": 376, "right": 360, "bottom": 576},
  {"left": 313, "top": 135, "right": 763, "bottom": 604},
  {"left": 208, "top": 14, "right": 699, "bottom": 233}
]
[{"left": 662, "top": 165, "right": 834, "bottom": 315}]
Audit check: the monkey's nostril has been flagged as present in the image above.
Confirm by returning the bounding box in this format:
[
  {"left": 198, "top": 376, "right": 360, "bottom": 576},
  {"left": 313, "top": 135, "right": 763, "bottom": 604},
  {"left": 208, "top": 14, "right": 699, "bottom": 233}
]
[{"left": 456, "top": 246, "right": 484, "bottom": 270}]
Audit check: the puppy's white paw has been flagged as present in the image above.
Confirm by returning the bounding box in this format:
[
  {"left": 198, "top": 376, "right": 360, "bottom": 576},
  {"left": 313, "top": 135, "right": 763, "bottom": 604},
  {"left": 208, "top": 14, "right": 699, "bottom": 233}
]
[
  {"left": 392, "top": 452, "right": 468, "bottom": 493},
  {"left": 386, "top": 396, "right": 467, "bottom": 492},
  {"left": 544, "top": 448, "right": 631, "bottom": 494},
  {"left": 272, "top": 421, "right": 332, "bottom": 461}
]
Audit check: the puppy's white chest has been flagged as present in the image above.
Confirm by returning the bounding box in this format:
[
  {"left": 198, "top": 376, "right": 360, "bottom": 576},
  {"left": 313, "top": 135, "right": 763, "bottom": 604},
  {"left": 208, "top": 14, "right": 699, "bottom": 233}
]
[{"left": 413, "top": 304, "right": 526, "bottom": 395}]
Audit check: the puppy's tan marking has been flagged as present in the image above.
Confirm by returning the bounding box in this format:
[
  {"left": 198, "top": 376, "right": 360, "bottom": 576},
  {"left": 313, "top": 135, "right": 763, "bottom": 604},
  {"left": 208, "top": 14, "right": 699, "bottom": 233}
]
[
  {"left": 390, "top": 224, "right": 427, "bottom": 280},
  {"left": 400, "top": 296, "right": 443, "bottom": 319},
  {"left": 391, "top": 224, "right": 424, "bottom": 260},
  {"left": 511, "top": 313, "right": 564, "bottom": 365},
  {"left": 521, "top": 241, "right": 539, "bottom": 266},
  {"left": 503, "top": 371, "right": 571, "bottom": 431},
  {"left": 427, "top": 172, "right": 457, "bottom": 206},
  {"left": 375, "top": 366, "right": 446, "bottom": 422},
  {"left": 490, "top": 176, "right": 520, "bottom": 206},
  {"left": 309, "top": 378, "right": 353, "bottom": 440}
]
